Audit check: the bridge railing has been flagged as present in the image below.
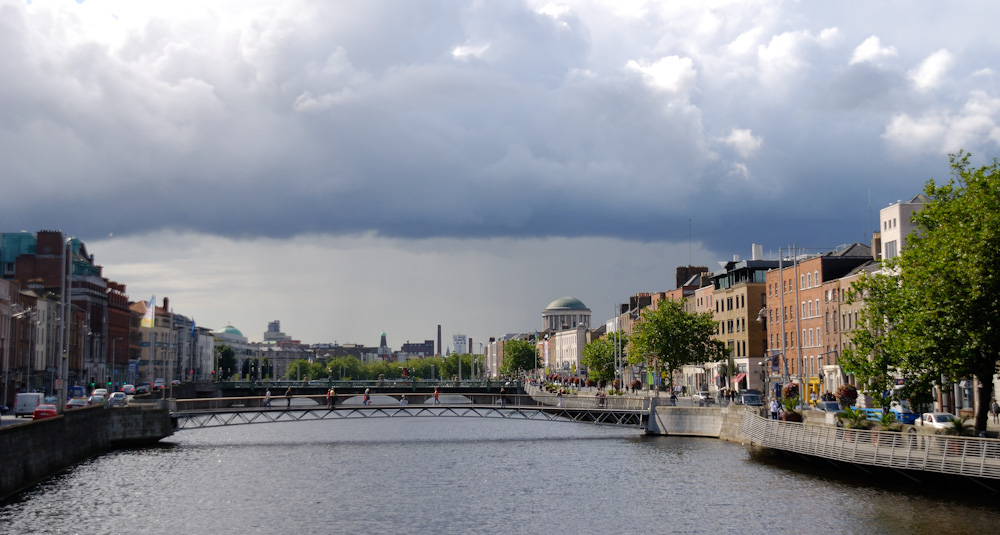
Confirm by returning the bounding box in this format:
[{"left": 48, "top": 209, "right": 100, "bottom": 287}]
[
  {"left": 525, "top": 386, "right": 650, "bottom": 411},
  {"left": 172, "top": 392, "right": 538, "bottom": 412},
  {"left": 741, "top": 410, "right": 1000, "bottom": 480},
  {"left": 213, "top": 380, "right": 522, "bottom": 390}
]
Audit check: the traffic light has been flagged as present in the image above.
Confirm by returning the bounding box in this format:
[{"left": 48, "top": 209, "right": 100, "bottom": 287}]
[{"left": 107, "top": 377, "right": 112, "bottom": 387}]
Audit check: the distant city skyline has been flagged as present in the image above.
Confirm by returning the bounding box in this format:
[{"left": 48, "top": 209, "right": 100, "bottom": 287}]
[{"left": 4, "top": 1, "right": 998, "bottom": 349}]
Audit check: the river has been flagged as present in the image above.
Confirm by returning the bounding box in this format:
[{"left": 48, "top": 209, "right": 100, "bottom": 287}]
[{"left": 2, "top": 416, "right": 999, "bottom": 534}]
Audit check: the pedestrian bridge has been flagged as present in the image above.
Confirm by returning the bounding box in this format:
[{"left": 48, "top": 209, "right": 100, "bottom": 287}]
[
  {"left": 740, "top": 410, "right": 1000, "bottom": 482},
  {"left": 170, "top": 393, "right": 649, "bottom": 431}
]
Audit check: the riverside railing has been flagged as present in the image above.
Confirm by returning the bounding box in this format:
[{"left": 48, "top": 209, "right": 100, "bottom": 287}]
[{"left": 741, "top": 410, "right": 1000, "bottom": 480}]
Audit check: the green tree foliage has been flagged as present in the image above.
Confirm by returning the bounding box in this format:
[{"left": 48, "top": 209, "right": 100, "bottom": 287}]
[
  {"left": 843, "top": 152, "right": 1000, "bottom": 433},
  {"left": 215, "top": 345, "right": 236, "bottom": 380},
  {"left": 286, "top": 359, "right": 324, "bottom": 381},
  {"left": 582, "top": 334, "right": 626, "bottom": 386},
  {"left": 627, "top": 298, "right": 727, "bottom": 393},
  {"left": 500, "top": 339, "right": 537, "bottom": 376}
]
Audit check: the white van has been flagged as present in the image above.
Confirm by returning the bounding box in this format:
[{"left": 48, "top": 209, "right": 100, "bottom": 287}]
[{"left": 15, "top": 392, "right": 45, "bottom": 418}]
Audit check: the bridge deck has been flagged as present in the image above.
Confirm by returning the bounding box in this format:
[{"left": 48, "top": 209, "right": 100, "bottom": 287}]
[
  {"left": 741, "top": 410, "right": 1000, "bottom": 481},
  {"left": 172, "top": 402, "right": 647, "bottom": 430}
]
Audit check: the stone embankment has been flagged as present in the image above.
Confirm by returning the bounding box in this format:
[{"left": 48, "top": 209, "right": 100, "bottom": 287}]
[
  {"left": 645, "top": 399, "right": 753, "bottom": 441},
  {"left": 0, "top": 404, "right": 172, "bottom": 499},
  {"left": 645, "top": 400, "right": 839, "bottom": 441}
]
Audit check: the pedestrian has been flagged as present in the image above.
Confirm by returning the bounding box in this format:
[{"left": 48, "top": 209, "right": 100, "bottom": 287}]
[
  {"left": 329, "top": 387, "right": 336, "bottom": 408},
  {"left": 499, "top": 387, "right": 506, "bottom": 408},
  {"left": 769, "top": 398, "right": 780, "bottom": 420},
  {"left": 992, "top": 398, "right": 1000, "bottom": 424},
  {"left": 364, "top": 388, "right": 370, "bottom": 405},
  {"left": 669, "top": 392, "right": 677, "bottom": 406},
  {"left": 285, "top": 387, "right": 292, "bottom": 408},
  {"left": 434, "top": 388, "right": 441, "bottom": 404},
  {"left": 557, "top": 391, "right": 563, "bottom": 408},
  {"left": 400, "top": 394, "right": 408, "bottom": 406},
  {"left": 264, "top": 388, "right": 271, "bottom": 407}
]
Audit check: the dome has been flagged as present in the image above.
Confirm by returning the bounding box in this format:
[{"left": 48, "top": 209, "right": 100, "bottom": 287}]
[
  {"left": 218, "top": 325, "right": 244, "bottom": 337},
  {"left": 544, "top": 296, "right": 589, "bottom": 311}
]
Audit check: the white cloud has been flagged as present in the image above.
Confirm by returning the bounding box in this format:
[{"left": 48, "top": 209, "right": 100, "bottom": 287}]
[
  {"left": 850, "top": 35, "right": 897, "bottom": 65},
  {"left": 625, "top": 55, "right": 696, "bottom": 94},
  {"left": 882, "top": 91, "right": 1000, "bottom": 154},
  {"left": 909, "top": 48, "right": 953, "bottom": 91},
  {"left": 452, "top": 42, "right": 491, "bottom": 60},
  {"left": 721, "top": 128, "right": 763, "bottom": 158}
]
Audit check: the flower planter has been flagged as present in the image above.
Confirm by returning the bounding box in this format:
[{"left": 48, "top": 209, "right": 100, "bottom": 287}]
[{"left": 780, "top": 411, "right": 802, "bottom": 422}]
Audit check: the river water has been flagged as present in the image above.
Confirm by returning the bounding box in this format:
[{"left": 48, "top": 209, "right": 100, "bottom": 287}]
[{"left": 2, "top": 415, "right": 999, "bottom": 535}]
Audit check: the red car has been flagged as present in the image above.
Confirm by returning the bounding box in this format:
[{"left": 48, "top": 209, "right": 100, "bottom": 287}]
[{"left": 32, "top": 404, "right": 59, "bottom": 420}]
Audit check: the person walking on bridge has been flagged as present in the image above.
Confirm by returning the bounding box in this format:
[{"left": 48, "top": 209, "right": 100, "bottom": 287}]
[
  {"left": 434, "top": 388, "right": 441, "bottom": 404},
  {"left": 285, "top": 387, "right": 292, "bottom": 409},
  {"left": 264, "top": 389, "right": 271, "bottom": 408},
  {"left": 327, "top": 387, "right": 336, "bottom": 409},
  {"left": 363, "top": 388, "right": 371, "bottom": 405}
]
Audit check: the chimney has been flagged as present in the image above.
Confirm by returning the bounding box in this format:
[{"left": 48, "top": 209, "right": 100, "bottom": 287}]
[{"left": 752, "top": 243, "right": 763, "bottom": 261}]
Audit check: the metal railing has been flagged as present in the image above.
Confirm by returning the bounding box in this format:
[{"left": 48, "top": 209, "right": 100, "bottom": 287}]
[
  {"left": 529, "top": 390, "right": 651, "bottom": 411},
  {"left": 741, "top": 410, "right": 1000, "bottom": 480}
]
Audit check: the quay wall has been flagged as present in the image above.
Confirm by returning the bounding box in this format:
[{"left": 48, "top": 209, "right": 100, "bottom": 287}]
[
  {"left": 647, "top": 402, "right": 762, "bottom": 442},
  {"left": 0, "top": 405, "right": 172, "bottom": 500}
]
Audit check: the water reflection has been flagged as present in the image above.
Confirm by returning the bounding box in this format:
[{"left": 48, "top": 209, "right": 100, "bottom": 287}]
[{"left": 1, "top": 418, "right": 998, "bottom": 535}]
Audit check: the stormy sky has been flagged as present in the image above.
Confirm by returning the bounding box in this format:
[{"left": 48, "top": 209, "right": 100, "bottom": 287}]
[{"left": 4, "top": 1, "right": 999, "bottom": 349}]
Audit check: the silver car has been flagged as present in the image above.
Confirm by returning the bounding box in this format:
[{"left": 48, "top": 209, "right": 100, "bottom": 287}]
[
  {"left": 107, "top": 392, "right": 127, "bottom": 406},
  {"left": 916, "top": 412, "right": 955, "bottom": 430},
  {"left": 692, "top": 391, "right": 715, "bottom": 406}
]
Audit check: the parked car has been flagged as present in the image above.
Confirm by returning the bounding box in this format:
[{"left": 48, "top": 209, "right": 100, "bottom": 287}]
[
  {"left": 66, "top": 397, "right": 88, "bottom": 410},
  {"left": 814, "top": 401, "right": 842, "bottom": 412},
  {"left": 108, "top": 392, "right": 127, "bottom": 406},
  {"left": 32, "top": 404, "right": 59, "bottom": 420},
  {"left": 122, "top": 384, "right": 136, "bottom": 395},
  {"left": 737, "top": 393, "right": 763, "bottom": 406},
  {"left": 916, "top": 412, "right": 955, "bottom": 430},
  {"left": 0, "top": 405, "right": 8, "bottom": 415},
  {"left": 692, "top": 391, "right": 715, "bottom": 406}
]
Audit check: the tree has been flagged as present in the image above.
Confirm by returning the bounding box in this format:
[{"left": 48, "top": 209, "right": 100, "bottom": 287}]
[
  {"left": 843, "top": 152, "right": 1000, "bottom": 434},
  {"left": 499, "top": 339, "right": 537, "bottom": 376},
  {"left": 216, "top": 345, "right": 236, "bottom": 380},
  {"left": 581, "top": 334, "right": 626, "bottom": 386},
  {"left": 628, "top": 298, "right": 727, "bottom": 395},
  {"left": 326, "top": 356, "right": 364, "bottom": 380},
  {"left": 286, "top": 359, "right": 322, "bottom": 381}
]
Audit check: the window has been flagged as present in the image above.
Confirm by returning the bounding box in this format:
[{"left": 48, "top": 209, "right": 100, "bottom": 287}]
[
  {"left": 816, "top": 328, "right": 821, "bottom": 346},
  {"left": 885, "top": 240, "right": 898, "bottom": 259}
]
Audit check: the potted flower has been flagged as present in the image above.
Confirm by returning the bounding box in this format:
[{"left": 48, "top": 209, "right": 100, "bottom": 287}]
[
  {"left": 780, "top": 396, "right": 803, "bottom": 422},
  {"left": 837, "top": 406, "right": 871, "bottom": 442},
  {"left": 836, "top": 384, "right": 858, "bottom": 408}
]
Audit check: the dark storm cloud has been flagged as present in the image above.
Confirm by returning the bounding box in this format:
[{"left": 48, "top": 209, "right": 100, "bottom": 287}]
[{"left": 2, "top": 0, "right": 1000, "bottom": 258}]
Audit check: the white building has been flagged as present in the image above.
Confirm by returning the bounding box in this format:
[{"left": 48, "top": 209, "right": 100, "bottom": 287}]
[{"left": 878, "top": 194, "right": 927, "bottom": 261}]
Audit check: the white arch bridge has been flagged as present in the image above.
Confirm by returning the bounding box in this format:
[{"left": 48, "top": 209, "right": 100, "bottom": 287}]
[{"left": 170, "top": 393, "right": 649, "bottom": 430}]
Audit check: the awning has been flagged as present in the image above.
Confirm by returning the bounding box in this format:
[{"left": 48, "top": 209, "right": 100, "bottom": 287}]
[{"left": 731, "top": 372, "right": 746, "bottom": 383}]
